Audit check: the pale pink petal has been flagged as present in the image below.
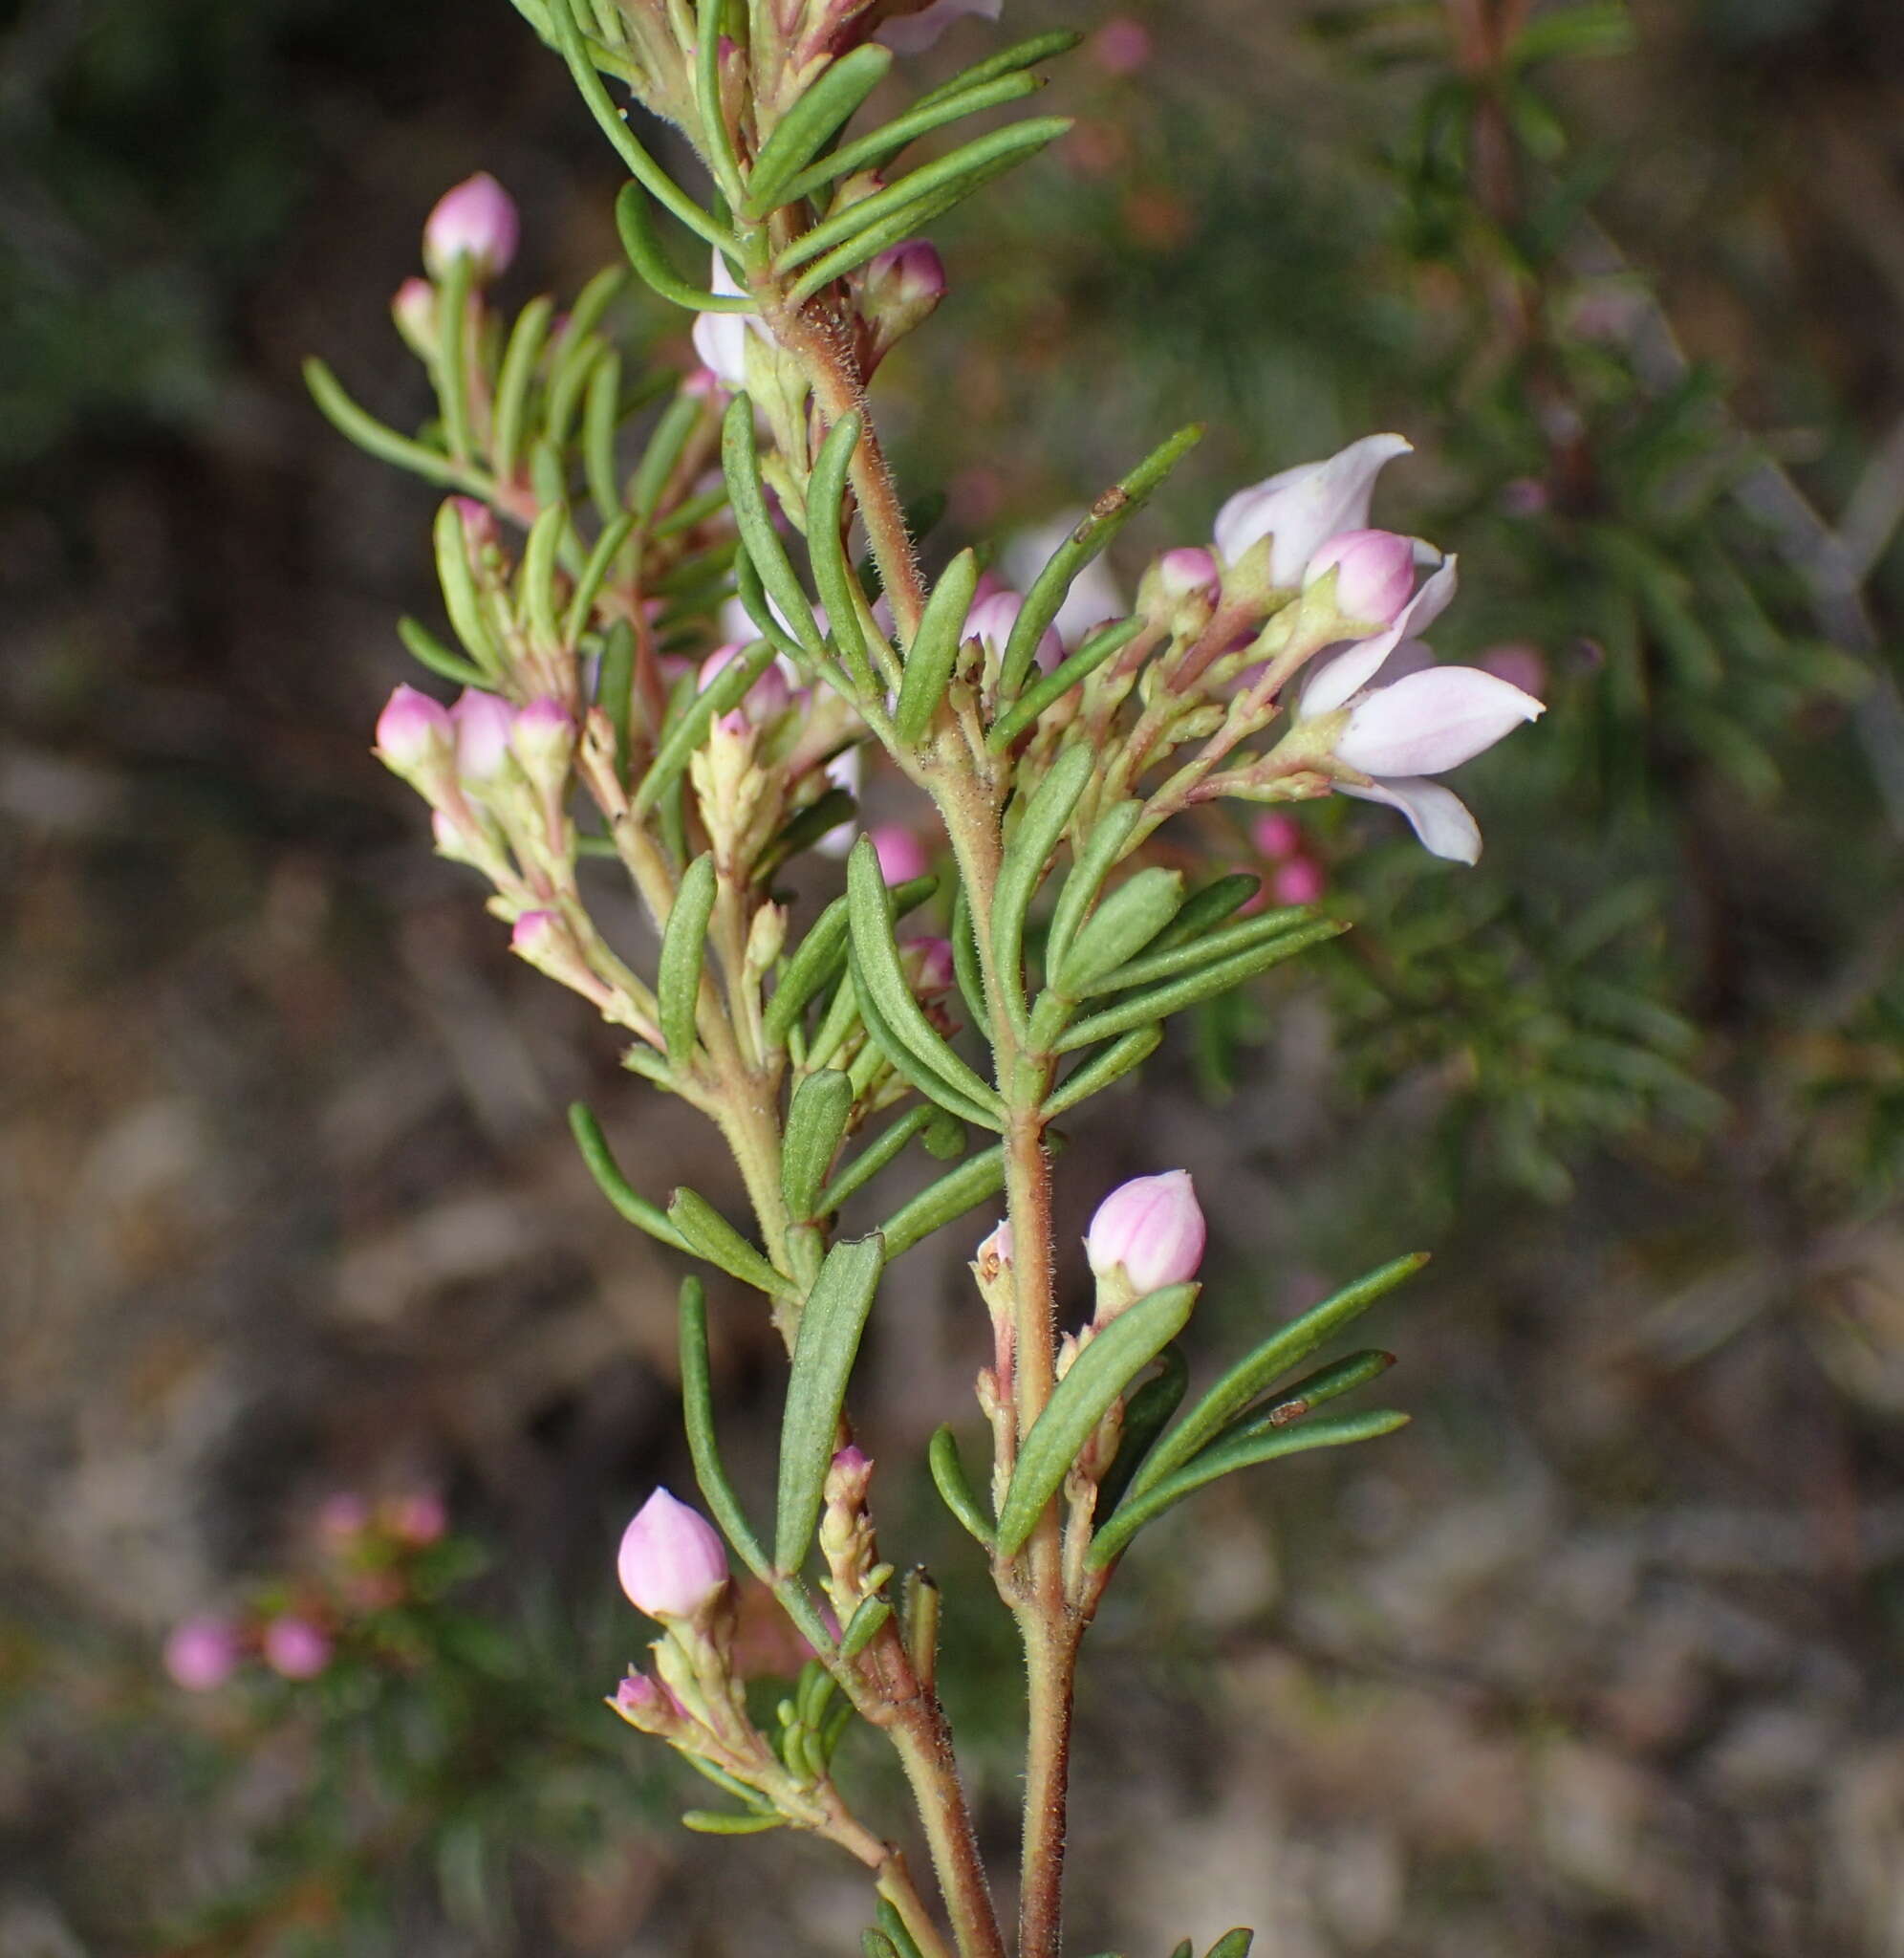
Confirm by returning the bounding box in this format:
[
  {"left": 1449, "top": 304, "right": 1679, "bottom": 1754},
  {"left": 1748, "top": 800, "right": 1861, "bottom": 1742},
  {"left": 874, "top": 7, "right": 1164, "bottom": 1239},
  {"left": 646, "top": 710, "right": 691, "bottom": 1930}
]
[
  {"left": 1299, "top": 557, "right": 1460, "bottom": 717},
  {"left": 1334, "top": 664, "right": 1543, "bottom": 777},
  {"left": 1340, "top": 778, "right": 1482, "bottom": 863},
  {"left": 876, "top": 0, "right": 1002, "bottom": 54},
  {"left": 1213, "top": 433, "right": 1413, "bottom": 583}
]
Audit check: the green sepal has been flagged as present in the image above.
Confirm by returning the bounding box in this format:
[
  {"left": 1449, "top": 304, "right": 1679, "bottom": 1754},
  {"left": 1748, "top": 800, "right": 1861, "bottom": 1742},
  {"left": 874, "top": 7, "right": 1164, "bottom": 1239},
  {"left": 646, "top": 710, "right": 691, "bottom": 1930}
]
[
  {"left": 987, "top": 615, "right": 1142, "bottom": 751},
  {"left": 492, "top": 294, "right": 555, "bottom": 485},
  {"left": 1042, "top": 1023, "right": 1161, "bottom": 1119},
  {"left": 778, "top": 71, "right": 1043, "bottom": 207},
  {"left": 1089, "top": 1409, "right": 1409, "bottom": 1568},
  {"left": 398, "top": 618, "right": 489, "bottom": 688},
  {"left": 777, "top": 117, "right": 1072, "bottom": 276},
  {"left": 722, "top": 395, "right": 828, "bottom": 660},
  {"left": 993, "top": 1282, "right": 1199, "bottom": 1558},
  {"left": 1002, "top": 424, "right": 1204, "bottom": 697},
  {"left": 632, "top": 639, "right": 778, "bottom": 816},
  {"left": 876, "top": 1143, "right": 1006, "bottom": 1257},
  {"left": 813, "top": 1105, "right": 933, "bottom": 1216},
  {"left": 1094, "top": 1344, "right": 1187, "bottom": 1516},
  {"left": 783, "top": 1070, "right": 855, "bottom": 1218},
  {"left": 896, "top": 548, "right": 981, "bottom": 743},
  {"left": 774, "top": 1234, "right": 886, "bottom": 1573},
  {"left": 659, "top": 853, "right": 719, "bottom": 1063},
  {"left": 568, "top": 1102, "right": 686, "bottom": 1247},
  {"left": 682, "top": 1809, "right": 789, "bottom": 1836},
  {"left": 614, "top": 181, "right": 755, "bottom": 313},
  {"left": 806, "top": 413, "right": 881, "bottom": 694},
  {"left": 745, "top": 42, "right": 895, "bottom": 216},
  {"left": 1051, "top": 866, "right": 1184, "bottom": 998},
  {"left": 303, "top": 357, "right": 487, "bottom": 497},
  {"left": 1124, "top": 1253, "right": 1428, "bottom": 1504},
  {"left": 678, "top": 1276, "right": 772, "bottom": 1578},
  {"left": 992, "top": 745, "right": 1093, "bottom": 1036},
  {"left": 1053, "top": 920, "right": 1348, "bottom": 1052},
  {"left": 847, "top": 839, "right": 1005, "bottom": 1120},
  {"left": 1088, "top": 903, "right": 1311, "bottom": 994},
  {"left": 668, "top": 1186, "right": 798, "bottom": 1299},
  {"left": 913, "top": 29, "right": 1083, "bottom": 108},
  {"left": 927, "top": 1425, "right": 995, "bottom": 1549}
]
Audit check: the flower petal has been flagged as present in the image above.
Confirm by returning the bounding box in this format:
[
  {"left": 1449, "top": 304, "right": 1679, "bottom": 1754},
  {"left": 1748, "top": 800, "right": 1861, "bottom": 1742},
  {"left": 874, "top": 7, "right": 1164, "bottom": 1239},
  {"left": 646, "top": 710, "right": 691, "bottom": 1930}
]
[
  {"left": 1340, "top": 777, "right": 1482, "bottom": 863},
  {"left": 1334, "top": 664, "right": 1543, "bottom": 777},
  {"left": 1213, "top": 432, "right": 1413, "bottom": 582},
  {"left": 1300, "top": 557, "right": 1460, "bottom": 717},
  {"left": 876, "top": 0, "right": 1002, "bottom": 54}
]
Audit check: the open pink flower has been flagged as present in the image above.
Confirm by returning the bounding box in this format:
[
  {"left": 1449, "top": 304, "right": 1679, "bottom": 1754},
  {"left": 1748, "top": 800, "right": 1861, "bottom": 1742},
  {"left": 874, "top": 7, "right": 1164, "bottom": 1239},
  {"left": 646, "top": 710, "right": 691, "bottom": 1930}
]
[{"left": 1215, "top": 434, "right": 1412, "bottom": 584}]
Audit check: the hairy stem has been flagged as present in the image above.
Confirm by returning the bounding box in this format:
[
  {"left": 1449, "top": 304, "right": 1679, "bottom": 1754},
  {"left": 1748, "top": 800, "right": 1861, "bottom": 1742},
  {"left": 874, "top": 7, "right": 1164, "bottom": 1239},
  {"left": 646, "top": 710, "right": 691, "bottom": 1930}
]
[{"left": 889, "top": 1705, "right": 1008, "bottom": 1958}]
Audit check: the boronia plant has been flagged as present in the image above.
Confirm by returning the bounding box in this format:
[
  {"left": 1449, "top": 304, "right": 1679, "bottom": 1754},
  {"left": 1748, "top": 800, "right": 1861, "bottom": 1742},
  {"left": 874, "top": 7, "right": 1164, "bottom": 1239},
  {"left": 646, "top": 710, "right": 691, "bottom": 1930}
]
[{"left": 307, "top": 3, "right": 1545, "bottom": 1952}]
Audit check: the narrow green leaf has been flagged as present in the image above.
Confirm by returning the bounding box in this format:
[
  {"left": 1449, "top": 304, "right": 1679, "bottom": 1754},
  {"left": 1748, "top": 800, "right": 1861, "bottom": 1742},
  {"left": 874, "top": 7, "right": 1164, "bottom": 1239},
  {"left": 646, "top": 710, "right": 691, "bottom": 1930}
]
[
  {"left": 765, "top": 897, "right": 852, "bottom": 1043},
  {"left": 775, "top": 1235, "right": 885, "bottom": 1572},
  {"left": 877, "top": 1143, "right": 1006, "bottom": 1257},
  {"left": 1046, "top": 799, "right": 1141, "bottom": 979},
  {"left": 895, "top": 548, "right": 980, "bottom": 742},
  {"left": 991, "top": 745, "right": 1093, "bottom": 1036},
  {"left": 987, "top": 615, "right": 1142, "bottom": 750},
  {"left": 569, "top": 1102, "right": 686, "bottom": 1247},
  {"left": 1226, "top": 1349, "right": 1396, "bottom": 1440},
  {"left": 682, "top": 1809, "right": 789, "bottom": 1836},
  {"left": 596, "top": 616, "right": 637, "bottom": 787},
  {"left": 433, "top": 250, "right": 478, "bottom": 465},
  {"left": 779, "top": 72, "right": 1043, "bottom": 206},
  {"left": 633, "top": 639, "right": 777, "bottom": 816},
  {"left": 1095, "top": 1344, "right": 1188, "bottom": 1515},
  {"left": 806, "top": 413, "right": 881, "bottom": 694},
  {"left": 1125, "top": 1252, "right": 1428, "bottom": 1504},
  {"left": 668, "top": 1186, "right": 797, "bottom": 1298},
  {"left": 950, "top": 882, "right": 989, "bottom": 1029},
  {"left": 678, "top": 1276, "right": 771, "bottom": 1578},
  {"left": 745, "top": 43, "right": 895, "bottom": 216},
  {"left": 862, "top": 1933, "right": 901, "bottom": 1958},
  {"left": 847, "top": 839, "right": 1005, "bottom": 1119},
  {"left": 1143, "top": 873, "right": 1262, "bottom": 956},
  {"left": 1088, "top": 903, "right": 1312, "bottom": 994},
  {"left": 994, "top": 1282, "right": 1199, "bottom": 1558},
  {"left": 583, "top": 347, "right": 624, "bottom": 523},
  {"left": 631, "top": 391, "right": 704, "bottom": 521},
  {"left": 875, "top": 1898, "right": 924, "bottom": 1958},
  {"left": 520, "top": 502, "right": 570, "bottom": 653},
  {"left": 813, "top": 1105, "right": 935, "bottom": 1216},
  {"left": 693, "top": 0, "right": 745, "bottom": 206},
  {"left": 914, "top": 29, "right": 1083, "bottom": 107},
  {"left": 1170, "top": 1940, "right": 1194, "bottom": 1958},
  {"left": 1002, "top": 424, "right": 1204, "bottom": 696},
  {"left": 398, "top": 617, "right": 489, "bottom": 688},
  {"left": 563, "top": 513, "right": 638, "bottom": 643},
  {"left": 491, "top": 294, "right": 554, "bottom": 485},
  {"left": 1206, "top": 1934, "right": 1255, "bottom": 1958},
  {"left": 549, "top": 0, "right": 729, "bottom": 247},
  {"left": 927, "top": 1425, "right": 995, "bottom": 1549},
  {"left": 759, "top": 787, "right": 857, "bottom": 879},
  {"left": 778, "top": 118, "right": 1072, "bottom": 274},
  {"left": 303, "top": 358, "right": 488, "bottom": 496},
  {"left": 722, "top": 396, "right": 827, "bottom": 660},
  {"left": 1053, "top": 920, "right": 1348, "bottom": 1052},
  {"left": 1041, "top": 1023, "right": 1161, "bottom": 1119},
  {"left": 659, "top": 853, "right": 718, "bottom": 1063},
  {"left": 783, "top": 1070, "right": 855, "bottom": 1218},
  {"left": 1052, "top": 866, "right": 1184, "bottom": 997},
  {"left": 614, "top": 180, "right": 755, "bottom": 312},
  {"left": 839, "top": 1594, "right": 892, "bottom": 1659},
  {"left": 432, "top": 500, "right": 508, "bottom": 674},
  {"left": 1090, "top": 1411, "right": 1409, "bottom": 1568}
]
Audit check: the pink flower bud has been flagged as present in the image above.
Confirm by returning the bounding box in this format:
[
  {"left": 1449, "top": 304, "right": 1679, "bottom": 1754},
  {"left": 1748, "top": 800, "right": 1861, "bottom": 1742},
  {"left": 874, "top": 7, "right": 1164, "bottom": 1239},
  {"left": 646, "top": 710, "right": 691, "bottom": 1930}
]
[
  {"left": 317, "top": 1493, "right": 370, "bottom": 1540},
  {"left": 452, "top": 687, "right": 516, "bottom": 781},
  {"left": 1085, "top": 1170, "right": 1206, "bottom": 1294},
  {"left": 391, "top": 277, "right": 437, "bottom": 359},
  {"left": 451, "top": 496, "right": 500, "bottom": 559},
  {"left": 1093, "top": 16, "right": 1153, "bottom": 73},
  {"left": 510, "top": 909, "right": 560, "bottom": 957},
  {"left": 871, "top": 826, "right": 930, "bottom": 885},
  {"left": 1305, "top": 529, "right": 1417, "bottom": 626},
  {"left": 509, "top": 696, "right": 574, "bottom": 790},
  {"left": 422, "top": 172, "right": 519, "bottom": 283},
  {"left": 1158, "top": 547, "right": 1220, "bottom": 603},
  {"left": 863, "top": 241, "right": 946, "bottom": 361},
  {"left": 1271, "top": 857, "right": 1327, "bottom": 906},
  {"left": 375, "top": 685, "right": 453, "bottom": 771},
  {"left": 901, "top": 937, "right": 955, "bottom": 996},
  {"left": 617, "top": 1671, "right": 660, "bottom": 1712},
  {"left": 390, "top": 1491, "right": 447, "bottom": 1545},
  {"left": 617, "top": 1488, "right": 728, "bottom": 1621},
  {"left": 163, "top": 1617, "right": 240, "bottom": 1692},
  {"left": 262, "top": 1616, "right": 333, "bottom": 1680},
  {"left": 1250, "top": 812, "right": 1302, "bottom": 861}
]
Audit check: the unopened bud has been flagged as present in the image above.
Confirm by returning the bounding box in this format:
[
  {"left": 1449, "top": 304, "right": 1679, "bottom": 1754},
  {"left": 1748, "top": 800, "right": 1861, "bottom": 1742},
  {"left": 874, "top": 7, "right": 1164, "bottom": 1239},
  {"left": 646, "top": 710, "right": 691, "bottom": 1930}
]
[
  {"left": 452, "top": 687, "right": 516, "bottom": 783},
  {"left": 1304, "top": 528, "right": 1416, "bottom": 627},
  {"left": 422, "top": 172, "right": 519, "bottom": 284},
  {"left": 870, "top": 825, "right": 930, "bottom": 885},
  {"left": 451, "top": 495, "right": 501, "bottom": 563},
  {"left": 863, "top": 240, "right": 947, "bottom": 362},
  {"left": 901, "top": 936, "right": 955, "bottom": 997},
  {"left": 391, "top": 277, "right": 438, "bottom": 359},
  {"left": 617, "top": 1488, "right": 728, "bottom": 1621},
  {"left": 1085, "top": 1170, "right": 1205, "bottom": 1299},
  {"left": 746, "top": 901, "right": 788, "bottom": 976},
  {"left": 375, "top": 684, "right": 454, "bottom": 774},
  {"left": 509, "top": 696, "right": 574, "bottom": 795}
]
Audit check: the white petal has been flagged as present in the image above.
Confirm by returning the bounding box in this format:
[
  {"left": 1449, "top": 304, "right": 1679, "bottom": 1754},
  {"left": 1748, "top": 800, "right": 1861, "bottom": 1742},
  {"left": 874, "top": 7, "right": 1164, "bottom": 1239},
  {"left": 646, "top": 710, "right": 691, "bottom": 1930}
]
[
  {"left": 1341, "top": 778, "right": 1482, "bottom": 863},
  {"left": 1334, "top": 664, "right": 1542, "bottom": 777},
  {"left": 876, "top": 0, "right": 1002, "bottom": 54},
  {"left": 1299, "top": 557, "right": 1460, "bottom": 717},
  {"left": 1213, "top": 433, "right": 1413, "bottom": 582},
  {"left": 692, "top": 310, "right": 749, "bottom": 390}
]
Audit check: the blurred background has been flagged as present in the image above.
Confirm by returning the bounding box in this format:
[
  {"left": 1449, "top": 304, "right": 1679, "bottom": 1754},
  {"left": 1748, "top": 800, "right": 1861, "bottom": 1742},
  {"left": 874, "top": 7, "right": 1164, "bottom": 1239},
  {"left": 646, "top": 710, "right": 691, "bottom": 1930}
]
[{"left": 4, "top": 0, "right": 1903, "bottom": 1952}]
